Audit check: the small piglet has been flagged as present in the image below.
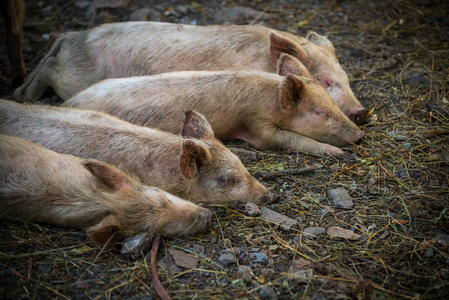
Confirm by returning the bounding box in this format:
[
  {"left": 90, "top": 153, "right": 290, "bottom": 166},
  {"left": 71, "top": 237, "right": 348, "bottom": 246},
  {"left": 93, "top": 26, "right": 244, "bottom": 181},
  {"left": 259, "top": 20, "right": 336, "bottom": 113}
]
[
  {"left": 0, "top": 134, "right": 211, "bottom": 244},
  {"left": 0, "top": 99, "right": 276, "bottom": 207},
  {"left": 13, "top": 21, "right": 368, "bottom": 124},
  {"left": 64, "top": 55, "right": 364, "bottom": 155}
]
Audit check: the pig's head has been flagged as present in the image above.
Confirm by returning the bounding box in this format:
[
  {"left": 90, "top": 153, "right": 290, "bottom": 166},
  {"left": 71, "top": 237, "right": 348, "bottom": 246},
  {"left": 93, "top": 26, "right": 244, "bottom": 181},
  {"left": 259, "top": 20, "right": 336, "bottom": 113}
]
[
  {"left": 276, "top": 74, "right": 365, "bottom": 147},
  {"left": 179, "top": 110, "right": 278, "bottom": 207},
  {"left": 270, "top": 31, "right": 369, "bottom": 125},
  {"left": 82, "top": 160, "right": 211, "bottom": 244}
]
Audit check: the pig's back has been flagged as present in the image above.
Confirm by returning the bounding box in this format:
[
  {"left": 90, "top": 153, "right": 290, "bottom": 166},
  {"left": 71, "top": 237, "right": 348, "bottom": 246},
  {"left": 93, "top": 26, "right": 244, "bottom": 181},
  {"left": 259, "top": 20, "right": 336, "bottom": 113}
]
[
  {"left": 0, "top": 135, "right": 110, "bottom": 226},
  {"left": 85, "top": 22, "right": 274, "bottom": 77},
  {"left": 64, "top": 70, "right": 282, "bottom": 138}
]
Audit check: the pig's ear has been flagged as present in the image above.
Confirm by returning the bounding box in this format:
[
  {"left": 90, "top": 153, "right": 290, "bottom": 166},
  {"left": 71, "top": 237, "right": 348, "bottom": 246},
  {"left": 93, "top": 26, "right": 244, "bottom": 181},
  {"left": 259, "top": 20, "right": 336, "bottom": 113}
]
[
  {"left": 277, "top": 54, "right": 313, "bottom": 79},
  {"left": 179, "top": 140, "right": 212, "bottom": 179},
  {"left": 280, "top": 74, "right": 306, "bottom": 112},
  {"left": 270, "top": 32, "right": 312, "bottom": 70},
  {"left": 306, "top": 31, "right": 336, "bottom": 54},
  {"left": 182, "top": 110, "right": 215, "bottom": 140},
  {"left": 83, "top": 160, "right": 130, "bottom": 191},
  {"left": 86, "top": 214, "right": 122, "bottom": 245}
]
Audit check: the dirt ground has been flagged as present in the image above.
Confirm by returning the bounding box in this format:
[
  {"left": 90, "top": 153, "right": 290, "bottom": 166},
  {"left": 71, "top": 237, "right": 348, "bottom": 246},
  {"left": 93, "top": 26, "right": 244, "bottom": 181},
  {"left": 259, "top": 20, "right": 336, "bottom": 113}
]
[{"left": 1, "top": 0, "right": 448, "bottom": 299}]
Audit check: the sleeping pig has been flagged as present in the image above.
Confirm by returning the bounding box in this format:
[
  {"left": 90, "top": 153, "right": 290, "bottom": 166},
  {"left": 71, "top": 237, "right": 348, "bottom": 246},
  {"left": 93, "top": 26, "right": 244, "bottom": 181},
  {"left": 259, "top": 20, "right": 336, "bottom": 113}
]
[
  {"left": 0, "top": 100, "right": 277, "bottom": 207},
  {"left": 0, "top": 134, "right": 211, "bottom": 244},
  {"left": 64, "top": 55, "right": 364, "bottom": 155},
  {"left": 13, "top": 21, "right": 368, "bottom": 124}
]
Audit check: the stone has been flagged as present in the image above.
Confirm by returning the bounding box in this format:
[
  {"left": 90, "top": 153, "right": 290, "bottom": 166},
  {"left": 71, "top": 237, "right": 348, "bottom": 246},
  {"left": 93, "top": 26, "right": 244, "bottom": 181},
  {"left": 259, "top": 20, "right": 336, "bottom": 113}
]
[
  {"left": 158, "top": 254, "right": 182, "bottom": 274},
  {"left": 328, "top": 187, "right": 353, "bottom": 208},
  {"left": 256, "top": 285, "right": 278, "bottom": 300},
  {"left": 246, "top": 202, "right": 261, "bottom": 216},
  {"left": 222, "top": 247, "right": 244, "bottom": 255},
  {"left": 303, "top": 227, "right": 326, "bottom": 239},
  {"left": 321, "top": 207, "right": 335, "bottom": 216},
  {"left": 193, "top": 244, "right": 205, "bottom": 256},
  {"left": 288, "top": 260, "right": 314, "bottom": 283},
  {"left": 75, "top": 1, "right": 91, "bottom": 9},
  {"left": 228, "top": 147, "right": 258, "bottom": 162},
  {"left": 245, "top": 252, "right": 268, "bottom": 263},
  {"left": 93, "top": 0, "right": 132, "bottom": 9},
  {"left": 218, "top": 253, "right": 236, "bottom": 266},
  {"left": 130, "top": 7, "right": 161, "bottom": 21},
  {"left": 168, "top": 249, "right": 198, "bottom": 269},
  {"left": 175, "top": 5, "right": 188, "bottom": 15},
  {"left": 327, "top": 226, "right": 361, "bottom": 240},
  {"left": 214, "top": 7, "right": 270, "bottom": 24},
  {"left": 260, "top": 207, "right": 297, "bottom": 231},
  {"left": 120, "top": 233, "right": 153, "bottom": 256},
  {"left": 436, "top": 233, "right": 449, "bottom": 244}
]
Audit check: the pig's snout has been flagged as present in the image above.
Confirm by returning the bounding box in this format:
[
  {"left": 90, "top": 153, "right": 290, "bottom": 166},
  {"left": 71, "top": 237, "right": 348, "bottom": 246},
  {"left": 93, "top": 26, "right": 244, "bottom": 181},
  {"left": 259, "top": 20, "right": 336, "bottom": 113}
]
[
  {"left": 354, "top": 130, "right": 365, "bottom": 145},
  {"left": 349, "top": 108, "right": 370, "bottom": 125},
  {"left": 262, "top": 191, "right": 280, "bottom": 205}
]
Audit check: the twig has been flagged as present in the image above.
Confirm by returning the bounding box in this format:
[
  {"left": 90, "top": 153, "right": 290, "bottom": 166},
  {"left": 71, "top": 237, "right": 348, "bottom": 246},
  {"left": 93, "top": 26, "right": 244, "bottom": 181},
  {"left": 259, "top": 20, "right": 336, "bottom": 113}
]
[
  {"left": 255, "top": 164, "right": 321, "bottom": 180},
  {"left": 150, "top": 234, "right": 172, "bottom": 300}
]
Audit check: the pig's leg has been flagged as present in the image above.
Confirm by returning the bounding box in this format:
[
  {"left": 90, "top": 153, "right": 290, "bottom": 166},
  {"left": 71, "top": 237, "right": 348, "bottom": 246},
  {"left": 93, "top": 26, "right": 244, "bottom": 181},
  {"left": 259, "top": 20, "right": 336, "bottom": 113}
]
[
  {"left": 13, "top": 56, "right": 59, "bottom": 102},
  {"left": 249, "top": 127, "right": 344, "bottom": 155}
]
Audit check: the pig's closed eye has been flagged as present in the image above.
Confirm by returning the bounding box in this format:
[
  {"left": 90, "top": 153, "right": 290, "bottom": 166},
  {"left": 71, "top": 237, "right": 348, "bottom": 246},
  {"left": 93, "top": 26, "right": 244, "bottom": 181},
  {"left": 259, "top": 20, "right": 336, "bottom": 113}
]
[
  {"left": 318, "top": 77, "right": 335, "bottom": 88},
  {"left": 217, "top": 175, "right": 237, "bottom": 186}
]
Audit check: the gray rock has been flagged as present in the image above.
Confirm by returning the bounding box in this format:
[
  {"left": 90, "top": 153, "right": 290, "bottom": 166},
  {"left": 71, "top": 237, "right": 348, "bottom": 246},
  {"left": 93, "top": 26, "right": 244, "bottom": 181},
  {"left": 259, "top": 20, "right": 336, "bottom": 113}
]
[
  {"left": 246, "top": 202, "right": 261, "bottom": 216},
  {"left": 214, "top": 7, "right": 270, "bottom": 24},
  {"left": 436, "top": 233, "right": 449, "bottom": 244},
  {"left": 222, "top": 247, "right": 244, "bottom": 255},
  {"left": 209, "top": 234, "right": 218, "bottom": 244},
  {"left": 250, "top": 252, "right": 268, "bottom": 263},
  {"left": 120, "top": 233, "right": 153, "bottom": 256},
  {"left": 327, "top": 226, "right": 361, "bottom": 240},
  {"left": 406, "top": 76, "right": 429, "bottom": 87},
  {"left": 257, "top": 285, "right": 278, "bottom": 300},
  {"left": 321, "top": 207, "right": 335, "bottom": 216},
  {"left": 260, "top": 207, "right": 297, "bottom": 231},
  {"left": 158, "top": 255, "right": 182, "bottom": 274},
  {"left": 75, "top": 1, "right": 91, "bottom": 9},
  {"left": 328, "top": 187, "right": 353, "bottom": 208},
  {"left": 218, "top": 253, "right": 236, "bottom": 266},
  {"left": 93, "top": 0, "right": 132, "bottom": 9},
  {"left": 193, "top": 244, "right": 205, "bottom": 256},
  {"left": 38, "top": 264, "right": 53, "bottom": 274},
  {"left": 130, "top": 8, "right": 161, "bottom": 21},
  {"left": 175, "top": 5, "right": 188, "bottom": 15},
  {"left": 169, "top": 249, "right": 198, "bottom": 269},
  {"left": 303, "top": 227, "right": 326, "bottom": 239},
  {"left": 228, "top": 147, "right": 258, "bottom": 162}
]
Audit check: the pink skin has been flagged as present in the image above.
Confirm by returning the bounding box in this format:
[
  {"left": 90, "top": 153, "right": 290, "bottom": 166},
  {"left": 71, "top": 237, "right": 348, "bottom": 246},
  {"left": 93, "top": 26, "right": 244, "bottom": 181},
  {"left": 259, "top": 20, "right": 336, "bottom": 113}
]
[
  {"left": 0, "top": 99, "right": 276, "bottom": 208},
  {"left": 0, "top": 134, "right": 212, "bottom": 244},
  {"left": 14, "top": 22, "right": 368, "bottom": 124}
]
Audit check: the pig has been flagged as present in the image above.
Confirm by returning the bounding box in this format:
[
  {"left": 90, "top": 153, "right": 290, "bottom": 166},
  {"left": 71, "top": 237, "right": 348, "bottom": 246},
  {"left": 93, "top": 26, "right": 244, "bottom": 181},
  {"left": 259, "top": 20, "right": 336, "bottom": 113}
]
[
  {"left": 0, "top": 99, "right": 276, "bottom": 207},
  {"left": 13, "top": 21, "right": 368, "bottom": 124},
  {"left": 0, "top": 134, "right": 211, "bottom": 244},
  {"left": 0, "top": 0, "right": 26, "bottom": 86},
  {"left": 63, "top": 55, "right": 365, "bottom": 155}
]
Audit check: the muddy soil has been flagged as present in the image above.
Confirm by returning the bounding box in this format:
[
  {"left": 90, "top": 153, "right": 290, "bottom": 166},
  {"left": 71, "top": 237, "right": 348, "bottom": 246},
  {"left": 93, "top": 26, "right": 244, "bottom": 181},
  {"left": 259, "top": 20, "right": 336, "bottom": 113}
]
[{"left": 1, "top": 0, "right": 448, "bottom": 299}]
